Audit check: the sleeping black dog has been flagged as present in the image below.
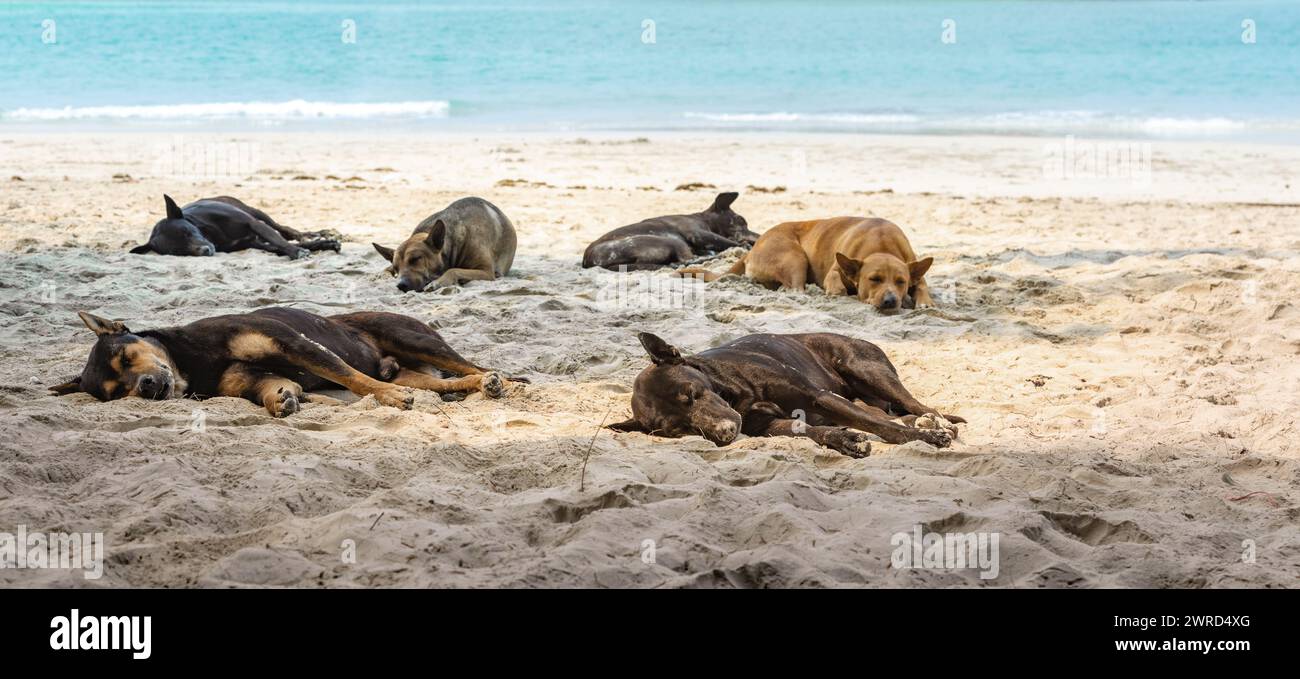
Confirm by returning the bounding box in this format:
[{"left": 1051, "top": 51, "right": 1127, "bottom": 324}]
[
  {"left": 581, "top": 192, "right": 758, "bottom": 271},
  {"left": 130, "top": 195, "right": 341, "bottom": 259}
]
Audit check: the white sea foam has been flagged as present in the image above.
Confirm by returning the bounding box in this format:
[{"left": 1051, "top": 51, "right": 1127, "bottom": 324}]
[
  {"left": 681, "top": 110, "right": 1276, "bottom": 137},
  {"left": 2, "top": 99, "right": 451, "bottom": 121}
]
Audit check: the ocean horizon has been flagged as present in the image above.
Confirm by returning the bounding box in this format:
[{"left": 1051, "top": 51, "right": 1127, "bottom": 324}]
[{"left": 3, "top": 0, "right": 1298, "bottom": 142}]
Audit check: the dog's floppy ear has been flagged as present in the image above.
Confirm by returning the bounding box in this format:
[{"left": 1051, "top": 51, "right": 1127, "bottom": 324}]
[
  {"left": 908, "top": 257, "right": 934, "bottom": 281},
  {"left": 637, "top": 332, "right": 683, "bottom": 365},
  {"left": 129, "top": 243, "right": 153, "bottom": 254},
  {"left": 607, "top": 417, "right": 646, "bottom": 433},
  {"left": 77, "top": 311, "right": 129, "bottom": 336},
  {"left": 372, "top": 242, "right": 395, "bottom": 263},
  {"left": 163, "top": 194, "right": 183, "bottom": 220},
  {"left": 49, "top": 376, "right": 82, "bottom": 396},
  {"left": 425, "top": 220, "right": 447, "bottom": 250},
  {"left": 709, "top": 191, "right": 739, "bottom": 212}
]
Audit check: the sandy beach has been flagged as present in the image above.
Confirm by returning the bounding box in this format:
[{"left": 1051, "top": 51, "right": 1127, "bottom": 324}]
[{"left": 1, "top": 130, "right": 1297, "bottom": 587}]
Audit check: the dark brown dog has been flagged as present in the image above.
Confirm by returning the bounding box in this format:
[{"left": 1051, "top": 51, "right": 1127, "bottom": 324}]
[
  {"left": 608, "top": 332, "right": 963, "bottom": 457},
  {"left": 582, "top": 192, "right": 757, "bottom": 271},
  {"left": 49, "top": 307, "right": 518, "bottom": 416}
]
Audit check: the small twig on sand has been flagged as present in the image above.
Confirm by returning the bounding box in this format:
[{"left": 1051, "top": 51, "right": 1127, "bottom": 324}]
[
  {"left": 580, "top": 408, "right": 614, "bottom": 493},
  {"left": 369, "top": 512, "right": 386, "bottom": 530},
  {"left": 1227, "top": 491, "right": 1281, "bottom": 507}
]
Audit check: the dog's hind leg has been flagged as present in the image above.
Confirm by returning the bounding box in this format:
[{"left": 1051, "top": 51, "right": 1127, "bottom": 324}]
[
  {"left": 227, "top": 325, "right": 415, "bottom": 409},
  {"left": 331, "top": 312, "right": 520, "bottom": 395},
  {"left": 218, "top": 362, "right": 304, "bottom": 417},
  {"left": 390, "top": 368, "right": 505, "bottom": 399}
]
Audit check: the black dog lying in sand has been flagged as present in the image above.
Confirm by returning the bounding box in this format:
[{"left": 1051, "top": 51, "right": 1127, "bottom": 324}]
[
  {"left": 49, "top": 307, "right": 519, "bottom": 416},
  {"left": 608, "top": 332, "right": 963, "bottom": 457},
  {"left": 130, "top": 195, "right": 341, "bottom": 259},
  {"left": 582, "top": 192, "right": 759, "bottom": 271}
]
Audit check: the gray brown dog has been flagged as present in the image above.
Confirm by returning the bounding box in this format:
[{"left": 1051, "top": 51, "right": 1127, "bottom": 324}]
[
  {"left": 608, "top": 332, "right": 962, "bottom": 457},
  {"left": 373, "top": 197, "right": 517, "bottom": 292},
  {"left": 582, "top": 192, "right": 757, "bottom": 271}
]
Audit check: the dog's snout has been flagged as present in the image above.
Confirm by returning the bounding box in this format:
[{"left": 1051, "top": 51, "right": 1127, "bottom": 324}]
[
  {"left": 136, "top": 373, "right": 173, "bottom": 399},
  {"left": 396, "top": 279, "right": 413, "bottom": 292},
  {"left": 706, "top": 419, "right": 739, "bottom": 446},
  {"left": 196, "top": 245, "right": 215, "bottom": 257},
  {"left": 879, "top": 292, "right": 899, "bottom": 309}
]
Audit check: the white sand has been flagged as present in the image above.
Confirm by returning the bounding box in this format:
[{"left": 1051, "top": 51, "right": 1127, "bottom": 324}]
[{"left": 0, "top": 131, "right": 1297, "bottom": 587}]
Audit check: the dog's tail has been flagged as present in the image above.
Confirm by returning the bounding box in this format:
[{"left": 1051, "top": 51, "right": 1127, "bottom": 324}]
[{"left": 674, "top": 254, "right": 747, "bottom": 282}]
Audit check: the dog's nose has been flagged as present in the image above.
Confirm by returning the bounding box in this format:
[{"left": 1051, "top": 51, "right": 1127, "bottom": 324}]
[
  {"left": 396, "top": 279, "right": 412, "bottom": 292},
  {"left": 197, "top": 245, "right": 215, "bottom": 257},
  {"left": 709, "top": 420, "right": 739, "bottom": 446},
  {"left": 140, "top": 375, "right": 155, "bottom": 387},
  {"left": 880, "top": 293, "right": 899, "bottom": 309}
]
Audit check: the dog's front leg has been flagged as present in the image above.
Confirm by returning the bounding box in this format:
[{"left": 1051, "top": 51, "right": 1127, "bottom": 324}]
[
  {"left": 759, "top": 418, "right": 873, "bottom": 458},
  {"left": 426, "top": 267, "right": 496, "bottom": 289},
  {"left": 245, "top": 220, "right": 309, "bottom": 259},
  {"left": 822, "top": 265, "right": 849, "bottom": 296},
  {"left": 911, "top": 279, "right": 935, "bottom": 308},
  {"left": 217, "top": 362, "right": 304, "bottom": 417},
  {"left": 689, "top": 231, "right": 741, "bottom": 254}
]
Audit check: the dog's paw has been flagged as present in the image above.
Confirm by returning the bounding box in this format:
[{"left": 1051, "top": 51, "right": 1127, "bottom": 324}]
[
  {"left": 440, "top": 391, "right": 467, "bottom": 402},
  {"left": 822, "top": 427, "right": 872, "bottom": 458},
  {"left": 480, "top": 371, "right": 506, "bottom": 399},
  {"left": 288, "top": 247, "right": 311, "bottom": 260},
  {"left": 375, "top": 387, "right": 415, "bottom": 410},
  {"left": 913, "top": 426, "right": 953, "bottom": 448},
  {"left": 326, "top": 239, "right": 342, "bottom": 253}
]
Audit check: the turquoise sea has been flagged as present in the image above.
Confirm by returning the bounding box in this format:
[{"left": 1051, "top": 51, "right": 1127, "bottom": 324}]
[{"left": 2, "top": 1, "right": 1297, "bottom": 140}]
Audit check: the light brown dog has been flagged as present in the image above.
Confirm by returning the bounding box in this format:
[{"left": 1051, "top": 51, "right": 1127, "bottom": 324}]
[{"left": 683, "top": 217, "right": 934, "bottom": 311}]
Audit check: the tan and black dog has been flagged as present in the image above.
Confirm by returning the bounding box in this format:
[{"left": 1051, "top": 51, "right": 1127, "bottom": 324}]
[
  {"left": 681, "top": 217, "right": 935, "bottom": 312},
  {"left": 373, "top": 197, "right": 516, "bottom": 292},
  {"left": 609, "top": 332, "right": 962, "bottom": 457},
  {"left": 49, "top": 307, "right": 519, "bottom": 416}
]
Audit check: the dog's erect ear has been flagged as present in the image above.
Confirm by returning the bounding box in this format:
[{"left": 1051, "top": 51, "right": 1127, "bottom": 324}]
[
  {"left": 709, "top": 191, "right": 740, "bottom": 212},
  {"left": 909, "top": 257, "right": 934, "bottom": 281},
  {"left": 425, "top": 220, "right": 447, "bottom": 250},
  {"left": 637, "top": 332, "right": 683, "bottom": 366},
  {"left": 835, "top": 253, "right": 862, "bottom": 279},
  {"left": 836, "top": 252, "right": 862, "bottom": 291},
  {"left": 163, "top": 194, "right": 183, "bottom": 220},
  {"left": 49, "top": 376, "right": 82, "bottom": 396},
  {"left": 129, "top": 243, "right": 153, "bottom": 254},
  {"left": 372, "top": 242, "right": 395, "bottom": 263},
  {"left": 607, "top": 417, "right": 646, "bottom": 433},
  {"left": 77, "top": 311, "right": 129, "bottom": 336}
]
